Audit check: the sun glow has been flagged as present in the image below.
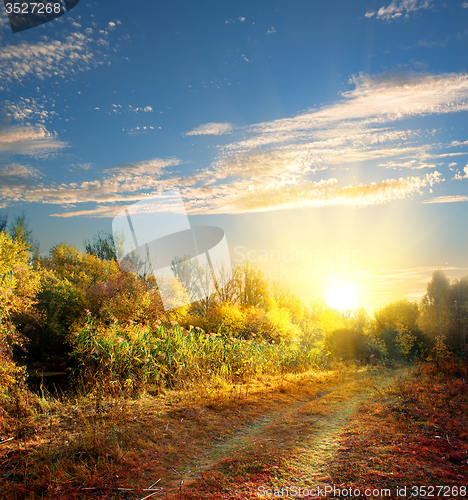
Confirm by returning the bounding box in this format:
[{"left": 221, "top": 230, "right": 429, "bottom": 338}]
[{"left": 325, "top": 284, "right": 359, "bottom": 311}]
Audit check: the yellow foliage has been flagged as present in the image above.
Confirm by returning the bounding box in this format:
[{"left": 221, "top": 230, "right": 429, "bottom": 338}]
[
  {"left": 265, "top": 307, "right": 301, "bottom": 342},
  {"left": 47, "top": 243, "right": 119, "bottom": 289},
  {"left": 217, "top": 302, "right": 247, "bottom": 333},
  {"left": 0, "top": 232, "right": 37, "bottom": 393}
]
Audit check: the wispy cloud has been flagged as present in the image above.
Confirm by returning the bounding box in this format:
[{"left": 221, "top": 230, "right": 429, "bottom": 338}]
[
  {"left": 423, "top": 195, "right": 468, "bottom": 203},
  {"left": 185, "top": 122, "right": 234, "bottom": 136},
  {"left": 366, "top": 0, "right": 432, "bottom": 21},
  {"left": 193, "top": 172, "right": 442, "bottom": 214},
  {"left": 0, "top": 126, "right": 66, "bottom": 155},
  {"left": 377, "top": 158, "right": 440, "bottom": 169},
  {"left": 357, "top": 265, "right": 468, "bottom": 304},
  {"left": 2, "top": 71, "right": 467, "bottom": 217},
  {"left": 0, "top": 163, "right": 41, "bottom": 183},
  {"left": 0, "top": 157, "right": 181, "bottom": 212}
]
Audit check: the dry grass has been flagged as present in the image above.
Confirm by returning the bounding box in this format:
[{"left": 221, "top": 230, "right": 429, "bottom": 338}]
[
  {"left": 0, "top": 366, "right": 351, "bottom": 499},
  {"left": 4, "top": 364, "right": 463, "bottom": 500},
  {"left": 328, "top": 365, "right": 468, "bottom": 489}
]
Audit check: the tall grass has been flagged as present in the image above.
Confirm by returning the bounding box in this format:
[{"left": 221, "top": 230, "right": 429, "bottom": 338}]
[{"left": 71, "top": 315, "right": 326, "bottom": 396}]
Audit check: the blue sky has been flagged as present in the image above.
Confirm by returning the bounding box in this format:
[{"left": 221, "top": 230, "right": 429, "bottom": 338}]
[{"left": 1, "top": 0, "right": 468, "bottom": 308}]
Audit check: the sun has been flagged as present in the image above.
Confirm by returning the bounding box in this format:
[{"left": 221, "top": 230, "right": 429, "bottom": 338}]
[{"left": 325, "top": 284, "right": 359, "bottom": 311}]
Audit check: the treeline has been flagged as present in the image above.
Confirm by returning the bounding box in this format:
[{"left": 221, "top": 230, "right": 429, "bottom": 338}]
[{"left": 0, "top": 218, "right": 467, "bottom": 397}]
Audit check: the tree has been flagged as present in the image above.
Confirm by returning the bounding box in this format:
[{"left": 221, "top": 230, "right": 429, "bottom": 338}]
[
  {"left": 374, "top": 299, "right": 420, "bottom": 336},
  {"left": 84, "top": 231, "right": 117, "bottom": 261},
  {"left": 0, "top": 213, "right": 7, "bottom": 233},
  {"left": 0, "top": 232, "right": 40, "bottom": 391},
  {"left": 170, "top": 255, "right": 218, "bottom": 315},
  {"left": 215, "top": 263, "right": 242, "bottom": 304},
  {"left": 35, "top": 269, "right": 85, "bottom": 362},
  {"left": 374, "top": 299, "right": 423, "bottom": 359},
  {"left": 8, "top": 212, "right": 40, "bottom": 265},
  {"left": 45, "top": 242, "right": 119, "bottom": 288},
  {"left": 238, "top": 263, "right": 270, "bottom": 309},
  {"left": 271, "top": 283, "right": 305, "bottom": 324},
  {"left": 450, "top": 276, "right": 468, "bottom": 351},
  {"left": 419, "top": 271, "right": 452, "bottom": 344},
  {"left": 426, "top": 270, "right": 451, "bottom": 337}
]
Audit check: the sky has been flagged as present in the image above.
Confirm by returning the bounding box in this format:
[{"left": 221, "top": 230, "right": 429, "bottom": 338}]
[{"left": 0, "top": 0, "right": 467, "bottom": 310}]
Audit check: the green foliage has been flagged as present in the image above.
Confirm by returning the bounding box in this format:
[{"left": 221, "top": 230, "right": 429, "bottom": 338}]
[
  {"left": 70, "top": 318, "right": 327, "bottom": 395},
  {"left": 419, "top": 271, "right": 468, "bottom": 351},
  {"left": 84, "top": 231, "right": 117, "bottom": 261},
  {"left": 34, "top": 269, "right": 85, "bottom": 361},
  {"left": 324, "top": 328, "right": 386, "bottom": 362},
  {"left": 374, "top": 299, "right": 425, "bottom": 360},
  {"left": 0, "top": 213, "right": 7, "bottom": 233},
  {"left": 395, "top": 326, "right": 417, "bottom": 359},
  {"left": 374, "top": 299, "right": 420, "bottom": 336}
]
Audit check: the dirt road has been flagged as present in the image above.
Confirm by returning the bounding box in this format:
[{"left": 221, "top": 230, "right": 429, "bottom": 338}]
[{"left": 161, "top": 368, "right": 407, "bottom": 499}]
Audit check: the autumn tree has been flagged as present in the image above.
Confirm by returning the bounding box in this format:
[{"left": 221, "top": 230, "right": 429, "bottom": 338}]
[
  {"left": 374, "top": 299, "right": 423, "bottom": 360},
  {"left": 450, "top": 276, "right": 468, "bottom": 351},
  {"left": 418, "top": 271, "right": 453, "bottom": 346},
  {"left": 0, "top": 232, "right": 40, "bottom": 391}
]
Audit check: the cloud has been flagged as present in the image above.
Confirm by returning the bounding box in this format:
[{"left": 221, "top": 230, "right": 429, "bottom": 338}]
[
  {"left": 377, "top": 158, "right": 439, "bottom": 169},
  {"left": 3, "top": 97, "right": 58, "bottom": 125},
  {"left": 0, "top": 126, "right": 66, "bottom": 155},
  {"left": 221, "top": 72, "right": 468, "bottom": 156},
  {"left": 2, "top": 70, "right": 467, "bottom": 218},
  {"left": 0, "top": 15, "right": 124, "bottom": 87},
  {"left": 103, "top": 158, "right": 179, "bottom": 179},
  {"left": 267, "top": 27, "right": 276, "bottom": 34},
  {"left": 0, "top": 164, "right": 41, "bottom": 184},
  {"left": 123, "top": 125, "right": 158, "bottom": 135},
  {"left": 453, "top": 165, "right": 468, "bottom": 179},
  {"left": 356, "top": 265, "right": 468, "bottom": 304},
  {"left": 224, "top": 17, "right": 246, "bottom": 24},
  {"left": 0, "top": 32, "right": 105, "bottom": 85},
  {"left": 0, "top": 157, "right": 182, "bottom": 214},
  {"left": 193, "top": 172, "right": 442, "bottom": 214},
  {"left": 462, "top": 2, "right": 468, "bottom": 8},
  {"left": 185, "top": 122, "right": 234, "bottom": 136},
  {"left": 106, "top": 104, "right": 154, "bottom": 115},
  {"left": 423, "top": 195, "right": 468, "bottom": 203},
  {"left": 366, "top": 0, "right": 431, "bottom": 20}
]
